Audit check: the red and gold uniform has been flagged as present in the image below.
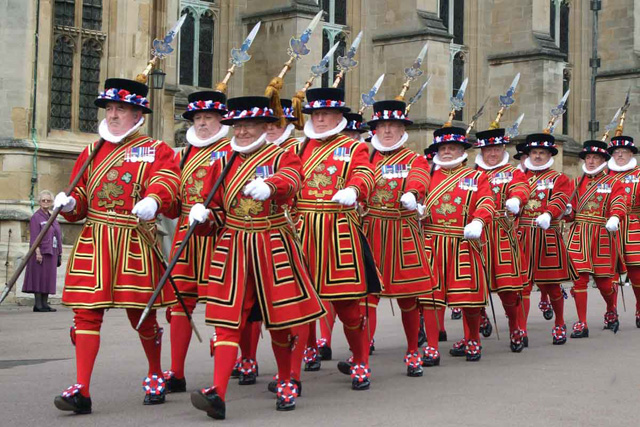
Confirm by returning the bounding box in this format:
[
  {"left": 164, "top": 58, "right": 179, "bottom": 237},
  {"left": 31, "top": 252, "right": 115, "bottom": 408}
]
[
  {"left": 163, "top": 90, "right": 231, "bottom": 390},
  {"left": 607, "top": 135, "right": 640, "bottom": 327},
  {"left": 293, "top": 87, "right": 380, "bottom": 389},
  {"left": 565, "top": 142, "right": 626, "bottom": 336},
  {"left": 473, "top": 128, "right": 529, "bottom": 351},
  {"left": 418, "top": 126, "right": 496, "bottom": 363},
  {"left": 360, "top": 100, "right": 435, "bottom": 375},
  {"left": 518, "top": 133, "right": 576, "bottom": 345},
  {"left": 190, "top": 96, "right": 325, "bottom": 418},
  {"left": 54, "top": 78, "right": 180, "bottom": 413}
]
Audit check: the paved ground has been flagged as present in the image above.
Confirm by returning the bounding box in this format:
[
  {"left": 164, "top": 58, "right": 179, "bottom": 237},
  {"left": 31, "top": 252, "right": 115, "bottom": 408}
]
[{"left": 1, "top": 288, "right": 639, "bottom": 427}]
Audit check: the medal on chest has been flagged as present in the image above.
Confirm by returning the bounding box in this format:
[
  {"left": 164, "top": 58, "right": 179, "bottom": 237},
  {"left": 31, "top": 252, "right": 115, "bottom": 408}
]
[{"left": 125, "top": 146, "right": 156, "bottom": 163}]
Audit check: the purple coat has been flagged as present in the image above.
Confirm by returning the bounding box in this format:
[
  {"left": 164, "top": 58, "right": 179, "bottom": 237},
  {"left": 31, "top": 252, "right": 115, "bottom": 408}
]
[{"left": 21, "top": 209, "right": 62, "bottom": 295}]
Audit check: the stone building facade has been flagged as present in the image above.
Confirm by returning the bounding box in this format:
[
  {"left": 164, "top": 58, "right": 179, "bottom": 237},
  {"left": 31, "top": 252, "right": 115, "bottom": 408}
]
[{"left": 1, "top": 0, "right": 638, "bottom": 302}]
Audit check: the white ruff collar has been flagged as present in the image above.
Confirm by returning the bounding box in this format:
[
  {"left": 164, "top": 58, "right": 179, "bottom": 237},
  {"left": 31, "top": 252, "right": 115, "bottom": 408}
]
[
  {"left": 371, "top": 132, "right": 408, "bottom": 152},
  {"left": 230, "top": 133, "right": 267, "bottom": 154},
  {"left": 475, "top": 151, "right": 509, "bottom": 171},
  {"left": 99, "top": 117, "right": 145, "bottom": 143},
  {"left": 516, "top": 163, "right": 525, "bottom": 172},
  {"left": 524, "top": 157, "right": 554, "bottom": 171},
  {"left": 582, "top": 162, "right": 607, "bottom": 176},
  {"left": 433, "top": 152, "right": 468, "bottom": 170},
  {"left": 608, "top": 157, "right": 637, "bottom": 172},
  {"left": 186, "top": 125, "right": 229, "bottom": 148},
  {"left": 268, "top": 123, "right": 295, "bottom": 146},
  {"left": 304, "top": 117, "right": 347, "bottom": 140}
]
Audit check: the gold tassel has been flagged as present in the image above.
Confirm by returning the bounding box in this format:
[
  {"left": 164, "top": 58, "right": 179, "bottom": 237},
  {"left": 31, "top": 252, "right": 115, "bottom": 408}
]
[
  {"left": 291, "top": 90, "right": 306, "bottom": 130},
  {"left": 264, "top": 77, "right": 286, "bottom": 128}
]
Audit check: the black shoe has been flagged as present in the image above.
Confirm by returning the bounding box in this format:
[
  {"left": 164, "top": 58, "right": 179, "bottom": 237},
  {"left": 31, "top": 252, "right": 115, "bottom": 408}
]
[
  {"left": 451, "top": 309, "right": 462, "bottom": 320},
  {"left": 33, "top": 306, "right": 46, "bottom": 312},
  {"left": 636, "top": 313, "right": 640, "bottom": 329},
  {"left": 276, "top": 381, "right": 298, "bottom": 411},
  {"left": 337, "top": 360, "right": 353, "bottom": 375},
  {"left": 191, "top": 388, "right": 225, "bottom": 420},
  {"left": 523, "top": 335, "right": 529, "bottom": 348},
  {"left": 350, "top": 364, "right": 371, "bottom": 391},
  {"left": 543, "top": 309, "right": 553, "bottom": 320},
  {"left": 54, "top": 386, "right": 92, "bottom": 415},
  {"left": 552, "top": 325, "right": 567, "bottom": 345},
  {"left": 480, "top": 320, "right": 493, "bottom": 338},
  {"left": 143, "top": 375, "right": 166, "bottom": 405},
  {"left": 230, "top": 367, "right": 240, "bottom": 379},
  {"left": 163, "top": 371, "right": 186, "bottom": 393},
  {"left": 465, "top": 340, "right": 482, "bottom": 362},
  {"left": 422, "top": 347, "right": 441, "bottom": 367},
  {"left": 352, "top": 377, "right": 370, "bottom": 390},
  {"left": 449, "top": 339, "right": 466, "bottom": 357},
  {"left": 304, "top": 359, "right": 321, "bottom": 372},
  {"left": 238, "top": 371, "right": 257, "bottom": 385},
  {"left": 570, "top": 322, "right": 589, "bottom": 339},
  {"left": 509, "top": 330, "right": 525, "bottom": 353},
  {"left": 44, "top": 304, "right": 57, "bottom": 312},
  {"left": 438, "top": 330, "right": 447, "bottom": 342},
  {"left": 318, "top": 345, "right": 332, "bottom": 361},
  {"left": 604, "top": 311, "right": 620, "bottom": 334}
]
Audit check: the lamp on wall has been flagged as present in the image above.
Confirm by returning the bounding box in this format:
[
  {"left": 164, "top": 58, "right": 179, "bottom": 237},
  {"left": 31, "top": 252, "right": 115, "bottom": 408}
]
[{"left": 150, "top": 68, "right": 166, "bottom": 90}]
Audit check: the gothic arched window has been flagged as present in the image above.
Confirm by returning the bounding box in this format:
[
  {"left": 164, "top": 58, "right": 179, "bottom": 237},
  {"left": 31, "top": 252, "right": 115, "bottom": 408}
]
[
  {"left": 50, "top": 0, "right": 106, "bottom": 134},
  {"left": 452, "top": 51, "right": 465, "bottom": 121},
  {"left": 79, "top": 39, "right": 103, "bottom": 133},
  {"left": 50, "top": 36, "right": 75, "bottom": 131},
  {"left": 179, "top": 2, "right": 219, "bottom": 88}
]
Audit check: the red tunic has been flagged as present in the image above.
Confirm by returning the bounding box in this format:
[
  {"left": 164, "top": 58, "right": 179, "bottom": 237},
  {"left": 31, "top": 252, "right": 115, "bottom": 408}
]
[
  {"left": 608, "top": 166, "right": 640, "bottom": 267},
  {"left": 418, "top": 164, "right": 496, "bottom": 308},
  {"left": 277, "top": 136, "right": 301, "bottom": 151},
  {"left": 61, "top": 133, "right": 180, "bottom": 309},
  {"left": 199, "top": 143, "right": 326, "bottom": 330},
  {"left": 362, "top": 147, "right": 436, "bottom": 297},
  {"left": 476, "top": 163, "right": 529, "bottom": 292},
  {"left": 519, "top": 167, "right": 577, "bottom": 284},
  {"left": 168, "top": 139, "right": 231, "bottom": 300},
  {"left": 565, "top": 171, "right": 627, "bottom": 277},
  {"left": 295, "top": 134, "right": 381, "bottom": 300}
]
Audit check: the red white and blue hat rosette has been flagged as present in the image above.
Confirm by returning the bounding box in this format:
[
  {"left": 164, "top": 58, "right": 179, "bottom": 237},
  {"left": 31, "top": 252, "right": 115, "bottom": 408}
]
[
  {"left": 608, "top": 135, "right": 637, "bottom": 154},
  {"left": 220, "top": 96, "right": 278, "bottom": 125},
  {"left": 95, "top": 78, "right": 152, "bottom": 114},
  {"left": 182, "top": 90, "right": 228, "bottom": 120}
]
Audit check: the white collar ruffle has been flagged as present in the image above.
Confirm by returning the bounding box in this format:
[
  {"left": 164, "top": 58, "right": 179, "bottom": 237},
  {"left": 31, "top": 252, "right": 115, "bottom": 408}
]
[
  {"left": 582, "top": 162, "right": 607, "bottom": 176},
  {"left": 268, "top": 123, "right": 295, "bottom": 146},
  {"left": 304, "top": 117, "right": 347, "bottom": 140},
  {"left": 474, "top": 151, "right": 509, "bottom": 171},
  {"left": 516, "top": 163, "right": 525, "bottom": 172},
  {"left": 230, "top": 133, "right": 267, "bottom": 154},
  {"left": 433, "top": 152, "right": 468, "bottom": 170},
  {"left": 524, "top": 157, "right": 554, "bottom": 172},
  {"left": 371, "top": 132, "right": 408, "bottom": 152},
  {"left": 608, "top": 157, "right": 637, "bottom": 172},
  {"left": 98, "top": 117, "right": 145, "bottom": 143},
  {"left": 186, "top": 124, "right": 229, "bottom": 147}
]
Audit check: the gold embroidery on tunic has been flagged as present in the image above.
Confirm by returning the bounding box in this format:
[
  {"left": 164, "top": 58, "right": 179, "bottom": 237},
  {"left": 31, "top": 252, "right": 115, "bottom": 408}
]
[
  {"left": 97, "top": 182, "right": 125, "bottom": 208},
  {"left": 307, "top": 173, "right": 333, "bottom": 197},
  {"left": 235, "top": 198, "right": 264, "bottom": 217},
  {"left": 525, "top": 199, "right": 542, "bottom": 211}
]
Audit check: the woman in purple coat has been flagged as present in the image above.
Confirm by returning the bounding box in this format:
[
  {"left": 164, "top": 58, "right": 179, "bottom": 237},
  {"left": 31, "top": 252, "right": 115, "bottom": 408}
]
[{"left": 22, "top": 190, "right": 62, "bottom": 312}]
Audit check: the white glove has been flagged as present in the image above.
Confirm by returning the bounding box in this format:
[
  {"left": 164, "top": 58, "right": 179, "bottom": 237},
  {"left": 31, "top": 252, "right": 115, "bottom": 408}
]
[
  {"left": 243, "top": 178, "right": 272, "bottom": 201},
  {"left": 54, "top": 192, "right": 76, "bottom": 213},
  {"left": 132, "top": 197, "right": 159, "bottom": 221},
  {"left": 331, "top": 187, "right": 358, "bottom": 206},
  {"left": 400, "top": 192, "right": 418, "bottom": 211},
  {"left": 536, "top": 212, "right": 552, "bottom": 230},
  {"left": 564, "top": 203, "right": 572, "bottom": 216},
  {"left": 606, "top": 216, "right": 620, "bottom": 233},
  {"left": 505, "top": 197, "right": 520, "bottom": 215},
  {"left": 189, "top": 203, "right": 210, "bottom": 226},
  {"left": 417, "top": 203, "right": 426, "bottom": 217},
  {"left": 463, "top": 219, "right": 484, "bottom": 239}
]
